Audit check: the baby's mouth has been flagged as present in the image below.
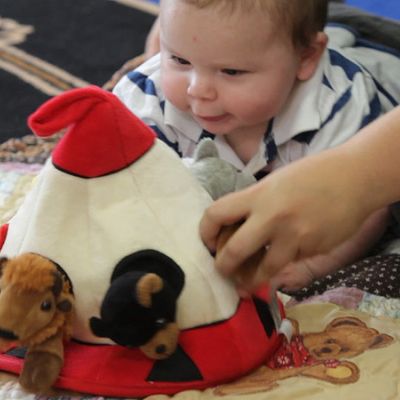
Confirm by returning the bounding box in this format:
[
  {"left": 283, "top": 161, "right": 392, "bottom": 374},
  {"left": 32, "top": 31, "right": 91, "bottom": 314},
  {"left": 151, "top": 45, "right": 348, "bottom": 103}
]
[{"left": 195, "top": 114, "right": 229, "bottom": 123}]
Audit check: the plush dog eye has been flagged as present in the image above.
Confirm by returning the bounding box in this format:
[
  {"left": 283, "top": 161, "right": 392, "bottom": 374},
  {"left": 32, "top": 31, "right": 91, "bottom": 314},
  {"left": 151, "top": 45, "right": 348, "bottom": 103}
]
[
  {"left": 155, "top": 318, "right": 167, "bottom": 329},
  {"left": 40, "top": 299, "right": 53, "bottom": 311}
]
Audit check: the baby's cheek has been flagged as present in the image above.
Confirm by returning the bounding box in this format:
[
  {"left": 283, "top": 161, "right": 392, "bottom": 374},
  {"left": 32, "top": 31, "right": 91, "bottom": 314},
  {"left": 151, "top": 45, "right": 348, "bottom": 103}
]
[
  {"left": 161, "top": 74, "right": 189, "bottom": 112},
  {"left": 234, "top": 96, "right": 280, "bottom": 123}
]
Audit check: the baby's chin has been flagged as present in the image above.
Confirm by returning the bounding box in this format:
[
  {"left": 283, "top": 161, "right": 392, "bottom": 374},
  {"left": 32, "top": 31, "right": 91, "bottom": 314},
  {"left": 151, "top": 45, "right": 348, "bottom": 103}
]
[{"left": 193, "top": 117, "right": 235, "bottom": 136}]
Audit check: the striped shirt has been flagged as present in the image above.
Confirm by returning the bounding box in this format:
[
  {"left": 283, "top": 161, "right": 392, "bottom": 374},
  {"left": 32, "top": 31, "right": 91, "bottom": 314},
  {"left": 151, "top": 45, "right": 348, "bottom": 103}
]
[{"left": 113, "top": 26, "right": 400, "bottom": 176}]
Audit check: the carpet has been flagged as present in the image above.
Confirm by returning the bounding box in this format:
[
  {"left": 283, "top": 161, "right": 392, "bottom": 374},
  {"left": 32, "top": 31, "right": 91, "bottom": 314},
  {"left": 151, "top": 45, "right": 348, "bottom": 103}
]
[{"left": 0, "top": 0, "right": 157, "bottom": 143}]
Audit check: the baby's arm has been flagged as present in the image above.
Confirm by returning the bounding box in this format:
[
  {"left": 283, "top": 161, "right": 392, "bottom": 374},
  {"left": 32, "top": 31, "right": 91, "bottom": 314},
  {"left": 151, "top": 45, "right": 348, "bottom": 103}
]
[
  {"left": 271, "top": 207, "right": 389, "bottom": 291},
  {"left": 144, "top": 17, "right": 161, "bottom": 59}
]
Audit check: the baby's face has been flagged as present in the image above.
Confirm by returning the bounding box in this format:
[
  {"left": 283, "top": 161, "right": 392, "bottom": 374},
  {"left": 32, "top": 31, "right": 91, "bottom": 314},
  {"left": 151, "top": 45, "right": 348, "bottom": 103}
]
[{"left": 160, "top": 0, "right": 307, "bottom": 139}]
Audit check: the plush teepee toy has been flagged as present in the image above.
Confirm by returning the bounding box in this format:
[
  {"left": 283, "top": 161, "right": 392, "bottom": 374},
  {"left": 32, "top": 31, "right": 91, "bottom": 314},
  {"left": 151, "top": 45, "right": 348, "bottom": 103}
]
[{"left": 0, "top": 86, "right": 284, "bottom": 397}]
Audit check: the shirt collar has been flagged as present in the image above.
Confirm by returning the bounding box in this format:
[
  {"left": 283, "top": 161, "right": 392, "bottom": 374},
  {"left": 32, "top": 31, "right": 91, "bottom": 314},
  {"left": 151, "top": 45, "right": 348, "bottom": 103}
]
[
  {"left": 272, "top": 50, "right": 327, "bottom": 146},
  {"left": 163, "top": 102, "right": 267, "bottom": 173},
  {"left": 212, "top": 136, "right": 268, "bottom": 174},
  {"left": 164, "top": 99, "right": 273, "bottom": 173}
]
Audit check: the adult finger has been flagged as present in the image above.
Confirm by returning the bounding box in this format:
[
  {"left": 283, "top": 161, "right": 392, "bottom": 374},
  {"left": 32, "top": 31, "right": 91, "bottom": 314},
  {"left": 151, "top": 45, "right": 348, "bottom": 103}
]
[
  {"left": 256, "top": 239, "right": 300, "bottom": 281},
  {"left": 199, "top": 191, "right": 251, "bottom": 251},
  {"left": 214, "top": 215, "right": 274, "bottom": 275}
]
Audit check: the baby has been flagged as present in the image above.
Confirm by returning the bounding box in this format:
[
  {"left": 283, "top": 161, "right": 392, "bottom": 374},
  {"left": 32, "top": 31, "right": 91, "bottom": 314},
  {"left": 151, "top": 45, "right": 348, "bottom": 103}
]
[{"left": 114, "top": 0, "right": 400, "bottom": 291}]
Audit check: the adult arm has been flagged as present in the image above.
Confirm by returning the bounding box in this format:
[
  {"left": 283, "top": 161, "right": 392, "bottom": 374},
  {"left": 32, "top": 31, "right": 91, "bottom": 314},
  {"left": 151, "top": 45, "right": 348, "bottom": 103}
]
[{"left": 200, "top": 106, "right": 400, "bottom": 281}]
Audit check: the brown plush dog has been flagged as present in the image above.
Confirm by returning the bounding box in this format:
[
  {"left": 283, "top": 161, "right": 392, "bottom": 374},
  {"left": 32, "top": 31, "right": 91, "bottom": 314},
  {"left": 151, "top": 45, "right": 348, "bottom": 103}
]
[
  {"left": 0, "top": 253, "right": 74, "bottom": 394},
  {"left": 214, "top": 316, "right": 394, "bottom": 395}
]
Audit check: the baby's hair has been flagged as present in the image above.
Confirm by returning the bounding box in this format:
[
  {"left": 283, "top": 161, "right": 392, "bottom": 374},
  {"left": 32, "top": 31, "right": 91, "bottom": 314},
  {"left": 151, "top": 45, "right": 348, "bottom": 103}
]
[{"left": 179, "top": 0, "right": 328, "bottom": 48}]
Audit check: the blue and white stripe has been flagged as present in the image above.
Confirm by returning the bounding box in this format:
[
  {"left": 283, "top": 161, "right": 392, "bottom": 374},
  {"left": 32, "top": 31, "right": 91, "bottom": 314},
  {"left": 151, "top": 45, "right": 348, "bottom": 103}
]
[{"left": 114, "top": 26, "right": 400, "bottom": 175}]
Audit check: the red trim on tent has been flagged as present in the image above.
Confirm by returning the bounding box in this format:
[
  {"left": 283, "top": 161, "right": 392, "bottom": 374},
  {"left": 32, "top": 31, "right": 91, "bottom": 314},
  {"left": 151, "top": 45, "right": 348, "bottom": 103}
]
[
  {"left": 0, "top": 299, "right": 283, "bottom": 397},
  {"left": 0, "top": 224, "right": 8, "bottom": 251}
]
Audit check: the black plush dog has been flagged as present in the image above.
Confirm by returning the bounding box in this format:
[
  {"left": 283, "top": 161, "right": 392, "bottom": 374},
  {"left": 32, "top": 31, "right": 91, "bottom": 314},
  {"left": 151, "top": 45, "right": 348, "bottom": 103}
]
[{"left": 90, "top": 250, "right": 185, "bottom": 360}]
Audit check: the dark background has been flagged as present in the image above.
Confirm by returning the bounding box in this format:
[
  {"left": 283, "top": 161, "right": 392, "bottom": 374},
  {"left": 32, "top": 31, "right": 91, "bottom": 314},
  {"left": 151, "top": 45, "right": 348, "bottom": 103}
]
[
  {"left": 0, "top": 0, "right": 156, "bottom": 142},
  {"left": 1, "top": 0, "right": 399, "bottom": 144}
]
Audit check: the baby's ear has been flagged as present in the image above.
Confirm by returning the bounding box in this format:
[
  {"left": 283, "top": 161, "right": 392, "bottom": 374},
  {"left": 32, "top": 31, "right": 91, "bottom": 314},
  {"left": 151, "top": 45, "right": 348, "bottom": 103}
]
[{"left": 297, "top": 32, "right": 328, "bottom": 81}]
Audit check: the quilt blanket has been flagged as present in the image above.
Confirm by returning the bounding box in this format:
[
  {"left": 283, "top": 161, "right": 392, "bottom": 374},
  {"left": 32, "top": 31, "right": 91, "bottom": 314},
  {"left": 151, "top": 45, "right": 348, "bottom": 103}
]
[{"left": 0, "top": 2, "right": 399, "bottom": 399}]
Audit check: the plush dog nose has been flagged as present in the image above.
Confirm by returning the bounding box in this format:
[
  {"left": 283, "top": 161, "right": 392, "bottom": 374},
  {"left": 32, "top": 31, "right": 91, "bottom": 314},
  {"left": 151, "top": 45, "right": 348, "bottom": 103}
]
[
  {"left": 0, "top": 328, "right": 18, "bottom": 340},
  {"left": 155, "top": 344, "right": 167, "bottom": 355}
]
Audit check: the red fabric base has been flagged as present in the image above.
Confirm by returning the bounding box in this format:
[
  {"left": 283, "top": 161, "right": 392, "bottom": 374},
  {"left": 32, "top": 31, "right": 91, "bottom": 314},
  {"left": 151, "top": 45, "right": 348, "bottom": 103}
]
[{"left": 0, "top": 299, "right": 283, "bottom": 397}]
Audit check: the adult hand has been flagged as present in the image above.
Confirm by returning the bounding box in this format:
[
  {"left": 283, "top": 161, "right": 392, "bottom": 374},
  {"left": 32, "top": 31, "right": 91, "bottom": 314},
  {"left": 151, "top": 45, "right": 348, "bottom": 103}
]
[{"left": 200, "top": 148, "right": 371, "bottom": 283}]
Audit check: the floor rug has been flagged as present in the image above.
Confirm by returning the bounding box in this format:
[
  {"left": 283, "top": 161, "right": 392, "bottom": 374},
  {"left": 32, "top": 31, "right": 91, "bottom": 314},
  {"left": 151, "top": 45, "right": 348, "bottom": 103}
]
[{"left": 0, "top": 0, "right": 157, "bottom": 143}]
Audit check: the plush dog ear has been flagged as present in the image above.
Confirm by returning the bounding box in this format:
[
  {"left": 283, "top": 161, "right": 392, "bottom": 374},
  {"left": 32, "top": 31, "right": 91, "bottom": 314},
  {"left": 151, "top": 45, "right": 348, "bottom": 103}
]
[
  {"left": 135, "top": 273, "right": 163, "bottom": 308},
  {"left": 0, "top": 257, "right": 8, "bottom": 276},
  {"left": 51, "top": 271, "right": 63, "bottom": 297}
]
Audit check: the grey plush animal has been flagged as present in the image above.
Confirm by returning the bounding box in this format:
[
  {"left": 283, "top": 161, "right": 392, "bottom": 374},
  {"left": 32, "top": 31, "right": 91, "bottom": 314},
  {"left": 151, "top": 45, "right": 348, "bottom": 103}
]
[{"left": 189, "top": 138, "right": 256, "bottom": 200}]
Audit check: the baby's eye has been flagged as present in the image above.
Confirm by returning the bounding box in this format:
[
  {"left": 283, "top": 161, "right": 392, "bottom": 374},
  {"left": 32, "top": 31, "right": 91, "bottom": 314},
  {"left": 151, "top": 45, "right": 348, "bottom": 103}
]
[
  {"left": 221, "top": 69, "right": 246, "bottom": 76},
  {"left": 171, "top": 55, "right": 190, "bottom": 65}
]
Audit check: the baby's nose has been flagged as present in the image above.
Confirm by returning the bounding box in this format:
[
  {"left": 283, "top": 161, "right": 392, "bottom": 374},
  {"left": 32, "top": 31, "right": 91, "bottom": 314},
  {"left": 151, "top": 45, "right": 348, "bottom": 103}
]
[{"left": 187, "top": 74, "right": 216, "bottom": 100}]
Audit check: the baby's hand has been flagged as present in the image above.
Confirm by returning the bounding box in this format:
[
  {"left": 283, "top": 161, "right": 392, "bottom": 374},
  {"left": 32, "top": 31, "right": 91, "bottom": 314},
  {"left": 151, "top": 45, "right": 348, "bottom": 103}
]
[
  {"left": 269, "top": 253, "right": 341, "bottom": 292},
  {"left": 271, "top": 261, "right": 316, "bottom": 292}
]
